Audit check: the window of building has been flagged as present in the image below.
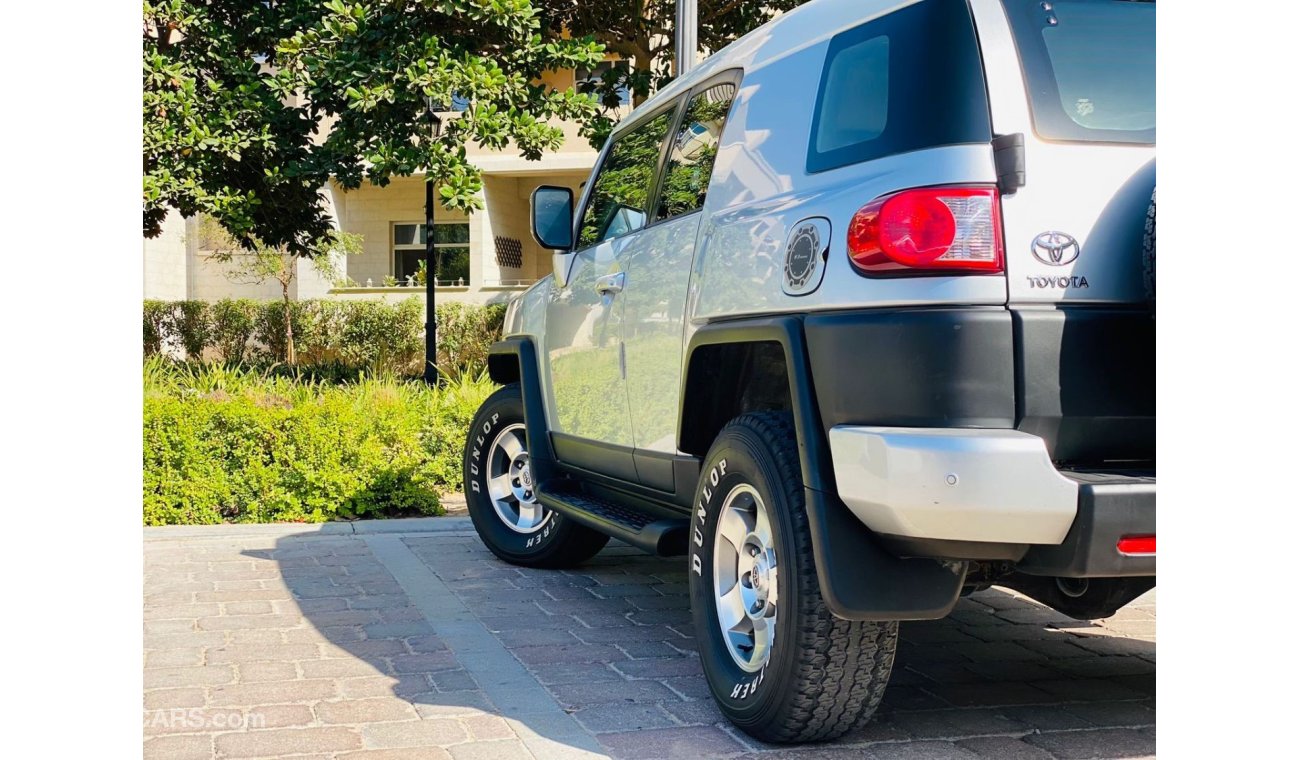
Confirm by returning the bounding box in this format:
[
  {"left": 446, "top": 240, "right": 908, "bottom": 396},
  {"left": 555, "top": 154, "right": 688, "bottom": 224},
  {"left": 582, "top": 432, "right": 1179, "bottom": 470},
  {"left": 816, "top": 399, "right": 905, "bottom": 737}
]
[
  {"left": 655, "top": 82, "right": 736, "bottom": 220},
  {"left": 576, "top": 61, "right": 632, "bottom": 108},
  {"left": 577, "top": 107, "right": 677, "bottom": 249},
  {"left": 393, "top": 222, "right": 471, "bottom": 285}
]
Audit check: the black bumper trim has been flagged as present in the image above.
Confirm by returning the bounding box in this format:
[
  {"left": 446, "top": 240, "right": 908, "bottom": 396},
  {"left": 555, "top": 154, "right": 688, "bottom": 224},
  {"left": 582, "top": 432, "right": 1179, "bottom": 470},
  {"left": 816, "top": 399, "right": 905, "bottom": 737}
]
[{"left": 1018, "top": 471, "right": 1156, "bottom": 578}]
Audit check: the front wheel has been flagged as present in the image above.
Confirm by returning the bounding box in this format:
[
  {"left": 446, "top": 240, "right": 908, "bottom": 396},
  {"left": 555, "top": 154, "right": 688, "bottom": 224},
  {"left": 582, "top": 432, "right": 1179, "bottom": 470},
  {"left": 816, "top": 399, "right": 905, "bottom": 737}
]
[
  {"left": 463, "top": 384, "right": 608, "bottom": 568},
  {"left": 688, "top": 412, "right": 899, "bottom": 743}
]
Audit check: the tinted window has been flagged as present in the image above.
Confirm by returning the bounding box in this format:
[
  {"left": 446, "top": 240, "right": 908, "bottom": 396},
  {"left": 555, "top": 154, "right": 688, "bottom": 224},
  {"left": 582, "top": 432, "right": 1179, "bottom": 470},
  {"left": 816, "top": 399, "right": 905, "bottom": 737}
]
[
  {"left": 807, "top": 0, "right": 992, "bottom": 174},
  {"left": 656, "top": 82, "right": 736, "bottom": 219},
  {"left": 1002, "top": 0, "right": 1155, "bottom": 144},
  {"left": 578, "top": 108, "right": 676, "bottom": 248}
]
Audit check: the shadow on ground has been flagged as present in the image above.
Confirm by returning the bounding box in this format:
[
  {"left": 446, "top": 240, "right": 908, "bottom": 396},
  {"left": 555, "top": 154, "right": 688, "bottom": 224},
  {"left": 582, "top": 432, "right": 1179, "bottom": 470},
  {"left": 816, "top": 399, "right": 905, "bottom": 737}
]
[{"left": 247, "top": 532, "right": 1155, "bottom": 759}]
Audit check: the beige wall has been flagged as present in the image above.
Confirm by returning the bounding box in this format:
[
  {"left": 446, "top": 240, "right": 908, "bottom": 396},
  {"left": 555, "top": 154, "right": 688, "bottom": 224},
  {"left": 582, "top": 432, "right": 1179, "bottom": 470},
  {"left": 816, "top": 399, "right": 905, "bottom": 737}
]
[
  {"left": 330, "top": 177, "right": 473, "bottom": 288},
  {"left": 143, "top": 211, "right": 190, "bottom": 301}
]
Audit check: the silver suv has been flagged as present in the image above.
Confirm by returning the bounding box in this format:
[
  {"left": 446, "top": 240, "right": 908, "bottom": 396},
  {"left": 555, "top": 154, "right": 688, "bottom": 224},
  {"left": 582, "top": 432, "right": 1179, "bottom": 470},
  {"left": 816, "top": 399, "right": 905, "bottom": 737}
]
[{"left": 464, "top": 0, "right": 1155, "bottom": 742}]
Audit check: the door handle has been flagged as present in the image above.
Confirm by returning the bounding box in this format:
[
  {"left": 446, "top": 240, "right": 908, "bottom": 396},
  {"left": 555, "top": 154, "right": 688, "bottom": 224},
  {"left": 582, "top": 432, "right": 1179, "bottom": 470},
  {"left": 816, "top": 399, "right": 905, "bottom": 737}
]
[{"left": 595, "top": 271, "right": 626, "bottom": 297}]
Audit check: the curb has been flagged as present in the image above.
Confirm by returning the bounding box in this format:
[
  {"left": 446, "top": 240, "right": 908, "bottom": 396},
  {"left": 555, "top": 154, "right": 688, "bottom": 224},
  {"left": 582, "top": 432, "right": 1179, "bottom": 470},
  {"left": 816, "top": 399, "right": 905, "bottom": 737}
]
[{"left": 144, "top": 516, "right": 475, "bottom": 540}]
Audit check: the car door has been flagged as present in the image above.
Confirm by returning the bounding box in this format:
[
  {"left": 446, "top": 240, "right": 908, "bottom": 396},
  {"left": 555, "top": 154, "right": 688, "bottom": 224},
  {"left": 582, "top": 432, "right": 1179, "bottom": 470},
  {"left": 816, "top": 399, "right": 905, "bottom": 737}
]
[
  {"left": 620, "top": 78, "right": 739, "bottom": 492},
  {"left": 542, "top": 105, "right": 679, "bottom": 482}
]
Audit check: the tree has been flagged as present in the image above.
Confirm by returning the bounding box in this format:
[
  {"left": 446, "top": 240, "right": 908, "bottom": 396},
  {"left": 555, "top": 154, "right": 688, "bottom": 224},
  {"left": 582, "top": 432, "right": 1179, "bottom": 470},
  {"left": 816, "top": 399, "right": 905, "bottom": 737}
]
[
  {"left": 535, "top": 0, "right": 808, "bottom": 146},
  {"left": 144, "top": 0, "right": 605, "bottom": 255},
  {"left": 199, "top": 216, "right": 362, "bottom": 364}
]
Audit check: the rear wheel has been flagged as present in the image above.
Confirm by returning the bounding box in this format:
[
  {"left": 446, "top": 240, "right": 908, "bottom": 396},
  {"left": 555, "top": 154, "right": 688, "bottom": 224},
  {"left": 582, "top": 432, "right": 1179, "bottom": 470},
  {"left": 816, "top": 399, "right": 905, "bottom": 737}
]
[
  {"left": 463, "top": 384, "right": 608, "bottom": 568},
  {"left": 688, "top": 412, "right": 899, "bottom": 743}
]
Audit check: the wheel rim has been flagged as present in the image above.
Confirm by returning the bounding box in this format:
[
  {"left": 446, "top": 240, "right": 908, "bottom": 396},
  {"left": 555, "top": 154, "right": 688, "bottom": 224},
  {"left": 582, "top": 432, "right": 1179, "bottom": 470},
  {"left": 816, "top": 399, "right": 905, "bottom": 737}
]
[
  {"left": 485, "top": 424, "right": 551, "bottom": 534},
  {"left": 712, "top": 483, "right": 778, "bottom": 673}
]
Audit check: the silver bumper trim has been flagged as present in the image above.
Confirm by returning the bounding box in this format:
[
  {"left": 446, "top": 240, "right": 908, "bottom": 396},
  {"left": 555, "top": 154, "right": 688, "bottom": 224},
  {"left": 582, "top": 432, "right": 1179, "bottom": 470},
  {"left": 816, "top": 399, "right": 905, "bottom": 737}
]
[{"left": 828, "top": 426, "right": 1078, "bottom": 545}]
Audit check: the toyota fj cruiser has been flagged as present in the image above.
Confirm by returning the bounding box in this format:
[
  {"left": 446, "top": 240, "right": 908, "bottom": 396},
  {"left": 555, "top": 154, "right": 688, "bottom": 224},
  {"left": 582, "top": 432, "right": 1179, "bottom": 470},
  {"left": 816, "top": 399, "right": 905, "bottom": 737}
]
[{"left": 463, "top": 0, "right": 1155, "bottom": 742}]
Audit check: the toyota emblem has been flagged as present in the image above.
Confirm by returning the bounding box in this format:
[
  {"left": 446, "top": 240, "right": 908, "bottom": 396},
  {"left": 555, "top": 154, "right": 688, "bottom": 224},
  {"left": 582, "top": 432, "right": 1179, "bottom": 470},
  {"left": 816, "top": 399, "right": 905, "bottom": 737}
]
[{"left": 1031, "top": 231, "right": 1081, "bottom": 266}]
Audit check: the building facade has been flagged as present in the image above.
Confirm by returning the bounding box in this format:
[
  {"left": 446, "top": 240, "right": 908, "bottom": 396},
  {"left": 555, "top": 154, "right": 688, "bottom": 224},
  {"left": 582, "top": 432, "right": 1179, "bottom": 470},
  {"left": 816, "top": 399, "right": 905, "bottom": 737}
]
[{"left": 144, "top": 68, "right": 622, "bottom": 306}]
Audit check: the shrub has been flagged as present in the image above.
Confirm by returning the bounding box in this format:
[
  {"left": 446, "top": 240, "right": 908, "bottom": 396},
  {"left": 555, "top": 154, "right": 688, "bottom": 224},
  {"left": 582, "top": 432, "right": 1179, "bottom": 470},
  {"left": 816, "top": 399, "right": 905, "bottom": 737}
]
[
  {"left": 171, "top": 300, "right": 212, "bottom": 359},
  {"left": 143, "top": 359, "right": 497, "bottom": 524},
  {"left": 435, "top": 302, "right": 507, "bottom": 378},
  {"left": 339, "top": 299, "right": 424, "bottom": 375},
  {"left": 209, "top": 299, "right": 259, "bottom": 363},
  {"left": 142, "top": 298, "right": 505, "bottom": 378},
  {"left": 144, "top": 300, "right": 173, "bottom": 356}
]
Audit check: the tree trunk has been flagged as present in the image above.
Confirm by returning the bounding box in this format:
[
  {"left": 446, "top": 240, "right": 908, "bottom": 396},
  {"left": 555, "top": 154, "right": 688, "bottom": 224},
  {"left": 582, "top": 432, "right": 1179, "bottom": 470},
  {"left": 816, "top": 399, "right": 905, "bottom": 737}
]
[
  {"left": 281, "top": 281, "right": 296, "bottom": 365},
  {"left": 280, "top": 259, "right": 296, "bottom": 365}
]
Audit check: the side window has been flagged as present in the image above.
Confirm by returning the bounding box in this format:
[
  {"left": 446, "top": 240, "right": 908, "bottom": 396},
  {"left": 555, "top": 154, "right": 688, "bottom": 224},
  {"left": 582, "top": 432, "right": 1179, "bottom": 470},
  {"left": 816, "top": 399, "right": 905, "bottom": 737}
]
[
  {"left": 807, "top": 0, "right": 992, "bottom": 174},
  {"left": 577, "top": 108, "right": 676, "bottom": 249},
  {"left": 655, "top": 82, "right": 736, "bottom": 220}
]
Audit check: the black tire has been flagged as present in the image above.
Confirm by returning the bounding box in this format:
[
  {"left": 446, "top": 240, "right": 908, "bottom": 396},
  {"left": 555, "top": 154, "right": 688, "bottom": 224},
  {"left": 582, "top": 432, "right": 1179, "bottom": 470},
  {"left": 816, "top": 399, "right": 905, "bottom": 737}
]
[
  {"left": 463, "top": 384, "right": 608, "bottom": 568},
  {"left": 688, "top": 412, "right": 898, "bottom": 743}
]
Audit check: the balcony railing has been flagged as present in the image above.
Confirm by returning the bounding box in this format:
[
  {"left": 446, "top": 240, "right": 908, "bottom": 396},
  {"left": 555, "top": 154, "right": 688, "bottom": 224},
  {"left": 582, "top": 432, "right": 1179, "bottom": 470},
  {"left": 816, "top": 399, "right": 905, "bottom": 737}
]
[{"left": 332, "top": 277, "right": 534, "bottom": 290}]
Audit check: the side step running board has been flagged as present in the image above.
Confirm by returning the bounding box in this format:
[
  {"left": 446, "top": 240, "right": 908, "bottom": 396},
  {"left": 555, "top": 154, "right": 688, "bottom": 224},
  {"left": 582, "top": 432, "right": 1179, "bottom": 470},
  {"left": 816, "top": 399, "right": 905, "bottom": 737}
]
[{"left": 536, "top": 481, "right": 689, "bottom": 556}]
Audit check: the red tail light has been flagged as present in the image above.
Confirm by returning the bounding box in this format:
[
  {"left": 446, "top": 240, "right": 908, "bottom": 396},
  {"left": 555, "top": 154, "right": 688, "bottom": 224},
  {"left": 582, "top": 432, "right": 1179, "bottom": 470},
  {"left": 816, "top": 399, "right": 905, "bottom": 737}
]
[
  {"left": 1116, "top": 535, "right": 1156, "bottom": 556},
  {"left": 847, "top": 186, "right": 1004, "bottom": 275}
]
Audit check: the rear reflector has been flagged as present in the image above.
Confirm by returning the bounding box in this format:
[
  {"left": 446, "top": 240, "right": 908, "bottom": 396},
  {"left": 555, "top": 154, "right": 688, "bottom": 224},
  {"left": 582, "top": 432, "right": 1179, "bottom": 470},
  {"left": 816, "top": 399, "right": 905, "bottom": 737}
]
[
  {"left": 847, "top": 186, "right": 1003, "bottom": 274},
  {"left": 1116, "top": 535, "right": 1156, "bottom": 556}
]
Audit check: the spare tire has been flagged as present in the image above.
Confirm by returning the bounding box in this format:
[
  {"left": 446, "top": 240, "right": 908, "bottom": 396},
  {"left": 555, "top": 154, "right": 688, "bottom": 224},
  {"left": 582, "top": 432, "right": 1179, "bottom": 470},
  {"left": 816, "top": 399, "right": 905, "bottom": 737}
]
[{"left": 1142, "top": 188, "right": 1156, "bottom": 307}]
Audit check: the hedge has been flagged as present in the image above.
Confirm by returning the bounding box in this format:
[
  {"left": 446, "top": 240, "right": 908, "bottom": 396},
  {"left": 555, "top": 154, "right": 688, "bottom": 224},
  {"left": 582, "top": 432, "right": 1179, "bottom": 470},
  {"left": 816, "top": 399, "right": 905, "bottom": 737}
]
[
  {"left": 143, "top": 359, "right": 496, "bottom": 525},
  {"left": 143, "top": 298, "right": 507, "bottom": 378}
]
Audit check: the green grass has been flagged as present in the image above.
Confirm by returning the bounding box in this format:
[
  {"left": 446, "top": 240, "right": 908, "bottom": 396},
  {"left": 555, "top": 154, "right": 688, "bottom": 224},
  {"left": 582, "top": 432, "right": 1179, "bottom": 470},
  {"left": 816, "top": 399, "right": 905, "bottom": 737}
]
[{"left": 143, "top": 358, "right": 496, "bottom": 525}]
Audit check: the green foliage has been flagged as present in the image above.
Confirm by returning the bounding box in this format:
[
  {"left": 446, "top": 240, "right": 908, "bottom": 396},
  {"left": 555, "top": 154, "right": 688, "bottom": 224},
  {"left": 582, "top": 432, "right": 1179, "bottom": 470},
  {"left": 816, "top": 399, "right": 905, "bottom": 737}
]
[
  {"left": 657, "top": 91, "right": 731, "bottom": 217},
  {"left": 337, "top": 299, "right": 425, "bottom": 375},
  {"left": 209, "top": 299, "right": 258, "bottom": 364},
  {"left": 144, "top": 300, "right": 172, "bottom": 356},
  {"left": 173, "top": 300, "right": 212, "bottom": 358},
  {"left": 578, "top": 108, "right": 675, "bottom": 247},
  {"left": 144, "top": 359, "right": 497, "bottom": 525},
  {"left": 144, "top": 0, "right": 604, "bottom": 254},
  {"left": 144, "top": 298, "right": 505, "bottom": 378},
  {"left": 535, "top": 0, "right": 809, "bottom": 148},
  {"left": 435, "top": 302, "right": 507, "bottom": 378}
]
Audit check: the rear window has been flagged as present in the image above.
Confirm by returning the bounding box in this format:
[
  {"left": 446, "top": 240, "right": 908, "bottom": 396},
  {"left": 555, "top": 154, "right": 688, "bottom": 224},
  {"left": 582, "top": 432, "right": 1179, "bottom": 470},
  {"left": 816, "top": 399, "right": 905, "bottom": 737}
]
[
  {"left": 807, "top": 0, "right": 992, "bottom": 174},
  {"left": 1002, "top": 0, "right": 1155, "bottom": 144}
]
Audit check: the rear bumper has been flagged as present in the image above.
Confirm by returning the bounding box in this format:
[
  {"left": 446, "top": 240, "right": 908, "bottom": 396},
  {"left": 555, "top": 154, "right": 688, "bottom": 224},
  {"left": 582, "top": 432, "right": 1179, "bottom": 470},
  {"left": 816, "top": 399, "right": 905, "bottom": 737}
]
[
  {"left": 828, "top": 426, "right": 1155, "bottom": 577},
  {"left": 828, "top": 426, "right": 1078, "bottom": 545},
  {"left": 1017, "top": 471, "right": 1155, "bottom": 578}
]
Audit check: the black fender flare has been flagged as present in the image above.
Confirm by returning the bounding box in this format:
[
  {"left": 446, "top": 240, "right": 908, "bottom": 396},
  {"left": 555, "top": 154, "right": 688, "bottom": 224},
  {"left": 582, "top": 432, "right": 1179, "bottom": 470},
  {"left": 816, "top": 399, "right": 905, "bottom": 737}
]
[
  {"left": 680, "top": 317, "right": 966, "bottom": 621},
  {"left": 487, "top": 337, "right": 557, "bottom": 485}
]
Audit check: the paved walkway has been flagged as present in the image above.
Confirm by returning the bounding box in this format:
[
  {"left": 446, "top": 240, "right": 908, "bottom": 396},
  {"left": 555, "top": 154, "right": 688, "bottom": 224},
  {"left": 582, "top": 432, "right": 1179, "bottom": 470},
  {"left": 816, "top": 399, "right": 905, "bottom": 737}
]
[{"left": 144, "top": 518, "right": 1155, "bottom": 759}]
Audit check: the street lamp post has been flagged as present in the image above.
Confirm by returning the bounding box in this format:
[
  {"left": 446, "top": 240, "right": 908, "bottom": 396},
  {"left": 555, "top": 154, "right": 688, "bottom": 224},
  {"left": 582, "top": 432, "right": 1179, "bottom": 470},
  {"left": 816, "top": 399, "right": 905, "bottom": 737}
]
[{"left": 423, "top": 100, "right": 443, "bottom": 385}]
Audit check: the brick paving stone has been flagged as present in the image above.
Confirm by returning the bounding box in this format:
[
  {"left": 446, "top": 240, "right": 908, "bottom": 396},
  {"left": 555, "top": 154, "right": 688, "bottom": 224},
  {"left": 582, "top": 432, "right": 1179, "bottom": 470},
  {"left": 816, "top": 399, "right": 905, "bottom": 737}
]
[
  {"left": 146, "top": 522, "right": 1157, "bottom": 760},
  {"left": 316, "top": 698, "right": 420, "bottom": 725},
  {"left": 214, "top": 727, "right": 362, "bottom": 758},
  {"left": 449, "top": 739, "right": 533, "bottom": 760},
  {"left": 869, "top": 741, "right": 983, "bottom": 759},
  {"left": 889, "top": 707, "right": 1031, "bottom": 740},
  {"left": 956, "top": 736, "right": 1055, "bottom": 759},
  {"left": 143, "top": 734, "right": 214, "bottom": 760},
  {"left": 1025, "top": 727, "right": 1157, "bottom": 759},
  {"left": 611, "top": 657, "right": 702, "bottom": 679},
  {"left": 144, "top": 665, "right": 236, "bottom": 689},
  {"left": 236, "top": 660, "right": 300, "bottom": 683},
  {"left": 249, "top": 703, "right": 317, "bottom": 728},
  {"left": 546, "top": 679, "right": 684, "bottom": 708},
  {"left": 599, "top": 725, "right": 748, "bottom": 759},
  {"left": 361, "top": 718, "right": 468, "bottom": 749},
  {"left": 339, "top": 749, "right": 452, "bottom": 760},
  {"left": 572, "top": 702, "right": 679, "bottom": 733},
  {"left": 208, "top": 678, "right": 340, "bottom": 706}
]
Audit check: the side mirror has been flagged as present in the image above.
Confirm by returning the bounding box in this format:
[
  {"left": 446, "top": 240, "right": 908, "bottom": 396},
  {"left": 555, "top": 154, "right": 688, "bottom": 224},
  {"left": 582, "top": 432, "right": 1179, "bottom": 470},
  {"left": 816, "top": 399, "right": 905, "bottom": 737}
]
[{"left": 530, "top": 186, "right": 574, "bottom": 251}]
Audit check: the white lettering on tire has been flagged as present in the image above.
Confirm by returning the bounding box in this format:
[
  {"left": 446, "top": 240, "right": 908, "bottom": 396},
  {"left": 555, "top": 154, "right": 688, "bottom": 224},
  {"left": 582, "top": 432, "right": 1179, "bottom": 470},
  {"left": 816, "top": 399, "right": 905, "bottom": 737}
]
[
  {"left": 691, "top": 458, "right": 726, "bottom": 577},
  {"left": 468, "top": 413, "right": 500, "bottom": 494}
]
